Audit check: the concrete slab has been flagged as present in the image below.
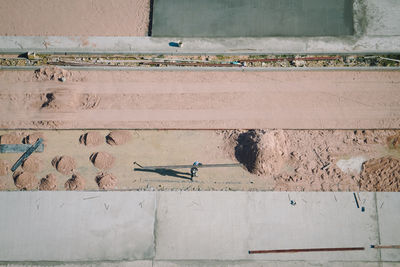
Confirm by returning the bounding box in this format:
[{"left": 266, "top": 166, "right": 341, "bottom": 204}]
[
  {"left": 0, "top": 262, "right": 152, "bottom": 267},
  {"left": 153, "top": 262, "right": 385, "bottom": 267},
  {"left": 365, "top": 0, "right": 400, "bottom": 36},
  {"left": 152, "top": 0, "right": 353, "bottom": 37},
  {"left": 376, "top": 193, "right": 400, "bottom": 262},
  {"left": 155, "top": 192, "right": 379, "bottom": 261},
  {"left": 0, "top": 192, "right": 156, "bottom": 261}
]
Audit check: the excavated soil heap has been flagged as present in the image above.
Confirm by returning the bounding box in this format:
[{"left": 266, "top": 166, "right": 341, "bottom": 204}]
[
  {"left": 40, "top": 89, "right": 78, "bottom": 111},
  {"left": 52, "top": 156, "right": 76, "bottom": 175},
  {"left": 13, "top": 171, "right": 38, "bottom": 190},
  {"left": 95, "top": 173, "right": 117, "bottom": 190},
  {"left": 106, "top": 131, "right": 132, "bottom": 146},
  {"left": 0, "top": 132, "right": 23, "bottom": 144},
  {"left": 223, "top": 129, "right": 398, "bottom": 191},
  {"left": 359, "top": 157, "right": 400, "bottom": 191},
  {"left": 23, "top": 132, "right": 45, "bottom": 145},
  {"left": 39, "top": 173, "right": 57, "bottom": 191},
  {"left": 33, "top": 67, "right": 71, "bottom": 82},
  {"left": 90, "top": 152, "right": 115, "bottom": 170},
  {"left": 79, "top": 132, "right": 103, "bottom": 147},
  {"left": 234, "top": 130, "right": 287, "bottom": 175},
  {"left": 0, "top": 159, "right": 9, "bottom": 176},
  {"left": 22, "top": 155, "right": 42, "bottom": 173},
  {"left": 64, "top": 173, "right": 85, "bottom": 191}
]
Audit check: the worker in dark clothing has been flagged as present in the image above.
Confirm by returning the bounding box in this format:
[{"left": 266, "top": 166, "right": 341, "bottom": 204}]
[{"left": 190, "top": 161, "right": 202, "bottom": 180}]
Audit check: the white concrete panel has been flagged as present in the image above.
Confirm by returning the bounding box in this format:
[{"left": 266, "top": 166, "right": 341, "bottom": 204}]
[
  {"left": 247, "top": 192, "right": 379, "bottom": 261},
  {"left": 155, "top": 192, "right": 250, "bottom": 260},
  {"left": 1, "top": 262, "right": 152, "bottom": 267},
  {"left": 156, "top": 192, "right": 379, "bottom": 261},
  {"left": 366, "top": 0, "right": 400, "bottom": 36},
  {"left": 377, "top": 193, "right": 400, "bottom": 262},
  {"left": 0, "top": 192, "right": 156, "bottom": 261}
]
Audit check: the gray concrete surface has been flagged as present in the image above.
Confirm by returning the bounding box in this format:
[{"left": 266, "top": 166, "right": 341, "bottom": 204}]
[
  {"left": 155, "top": 192, "right": 378, "bottom": 261},
  {"left": 152, "top": 0, "right": 354, "bottom": 37},
  {"left": 0, "top": 192, "right": 156, "bottom": 261},
  {"left": 0, "top": 192, "right": 399, "bottom": 265},
  {"left": 377, "top": 193, "right": 400, "bottom": 262},
  {"left": 0, "top": 0, "right": 399, "bottom": 54}
]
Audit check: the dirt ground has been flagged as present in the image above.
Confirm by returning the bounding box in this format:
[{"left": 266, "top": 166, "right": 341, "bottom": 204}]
[
  {"left": 0, "top": 129, "right": 399, "bottom": 192},
  {"left": 0, "top": 0, "right": 150, "bottom": 36},
  {"left": 0, "top": 68, "right": 399, "bottom": 129}
]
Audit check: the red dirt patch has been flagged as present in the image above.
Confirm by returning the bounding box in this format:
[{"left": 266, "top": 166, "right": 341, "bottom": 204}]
[
  {"left": 79, "top": 131, "right": 103, "bottom": 146},
  {"left": 22, "top": 155, "right": 42, "bottom": 173},
  {"left": 106, "top": 131, "right": 132, "bottom": 146},
  {"left": 90, "top": 152, "right": 115, "bottom": 170},
  {"left": 13, "top": 171, "right": 38, "bottom": 190},
  {"left": 359, "top": 157, "right": 400, "bottom": 191},
  {"left": 0, "top": 132, "right": 23, "bottom": 144},
  {"left": 64, "top": 173, "right": 85, "bottom": 191},
  {"left": 52, "top": 156, "right": 76, "bottom": 175},
  {"left": 95, "top": 173, "right": 117, "bottom": 190},
  {"left": 0, "top": 159, "right": 10, "bottom": 176},
  {"left": 39, "top": 173, "right": 57, "bottom": 191},
  {"left": 23, "top": 132, "right": 45, "bottom": 145}
]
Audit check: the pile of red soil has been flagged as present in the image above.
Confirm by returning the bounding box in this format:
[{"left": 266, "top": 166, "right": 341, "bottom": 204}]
[
  {"left": 33, "top": 67, "right": 71, "bottom": 82},
  {"left": 79, "top": 132, "right": 103, "bottom": 146},
  {"left": 95, "top": 173, "right": 117, "bottom": 190},
  {"left": 64, "top": 173, "right": 85, "bottom": 191},
  {"left": 40, "top": 89, "right": 78, "bottom": 110},
  {"left": 52, "top": 156, "right": 76, "bottom": 175},
  {"left": 13, "top": 171, "right": 38, "bottom": 190},
  {"left": 0, "top": 159, "right": 9, "bottom": 176},
  {"left": 234, "top": 130, "right": 287, "bottom": 175},
  {"left": 106, "top": 131, "right": 131, "bottom": 145},
  {"left": 22, "top": 155, "right": 42, "bottom": 173},
  {"left": 39, "top": 173, "right": 57, "bottom": 191},
  {"left": 90, "top": 152, "right": 115, "bottom": 170},
  {"left": 0, "top": 132, "right": 23, "bottom": 144},
  {"left": 359, "top": 157, "right": 400, "bottom": 191},
  {"left": 23, "top": 132, "right": 45, "bottom": 144}
]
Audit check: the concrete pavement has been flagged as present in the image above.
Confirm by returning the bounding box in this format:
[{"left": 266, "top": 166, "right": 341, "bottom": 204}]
[{"left": 0, "top": 191, "right": 399, "bottom": 265}]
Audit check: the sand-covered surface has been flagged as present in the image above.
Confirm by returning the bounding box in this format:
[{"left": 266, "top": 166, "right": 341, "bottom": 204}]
[
  {"left": 0, "top": 129, "right": 399, "bottom": 192},
  {"left": 0, "top": 0, "right": 150, "bottom": 36},
  {"left": 0, "top": 69, "right": 399, "bottom": 129}
]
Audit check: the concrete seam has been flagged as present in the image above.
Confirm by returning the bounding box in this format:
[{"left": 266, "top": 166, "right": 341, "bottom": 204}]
[
  {"left": 152, "top": 191, "right": 159, "bottom": 262},
  {"left": 374, "top": 192, "right": 382, "bottom": 262}
]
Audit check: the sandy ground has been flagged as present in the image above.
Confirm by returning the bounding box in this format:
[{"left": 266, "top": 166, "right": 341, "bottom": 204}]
[
  {"left": 0, "top": 0, "right": 150, "bottom": 36},
  {"left": 0, "top": 68, "right": 399, "bottom": 129},
  {"left": 0, "top": 129, "right": 399, "bottom": 192}
]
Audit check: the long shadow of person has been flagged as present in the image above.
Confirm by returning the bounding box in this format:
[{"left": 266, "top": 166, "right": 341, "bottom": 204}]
[{"left": 134, "top": 168, "right": 192, "bottom": 180}]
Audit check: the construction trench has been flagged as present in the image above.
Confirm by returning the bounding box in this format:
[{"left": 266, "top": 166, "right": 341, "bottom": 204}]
[{"left": 0, "top": 0, "right": 400, "bottom": 266}]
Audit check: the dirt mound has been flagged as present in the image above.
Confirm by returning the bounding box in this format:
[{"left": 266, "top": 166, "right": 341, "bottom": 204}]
[
  {"left": 39, "top": 173, "right": 57, "bottom": 191},
  {"left": 33, "top": 67, "right": 71, "bottom": 82},
  {"left": 90, "top": 152, "right": 115, "bottom": 170},
  {"left": 95, "top": 173, "right": 117, "bottom": 190},
  {"left": 64, "top": 173, "right": 85, "bottom": 191},
  {"left": 387, "top": 133, "right": 400, "bottom": 150},
  {"left": 359, "top": 157, "right": 400, "bottom": 191},
  {"left": 79, "top": 132, "right": 103, "bottom": 146},
  {"left": 22, "top": 155, "right": 42, "bottom": 173},
  {"left": 0, "top": 132, "right": 23, "bottom": 144},
  {"left": 234, "top": 130, "right": 287, "bottom": 175},
  {"left": 23, "top": 132, "right": 45, "bottom": 144},
  {"left": 13, "top": 171, "right": 38, "bottom": 190},
  {"left": 0, "top": 159, "right": 9, "bottom": 176},
  {"left": 40, "top": 89, "right": 78, "bottom": 110},
  {"left": 106, "top": 131, "right": 132, "bottom": 146},
  {"left": 52, "top": 156, "right": 76, "bottom": 175},
  {"left": 80, "top": 94, "right": 100, "bottom": 109}
]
